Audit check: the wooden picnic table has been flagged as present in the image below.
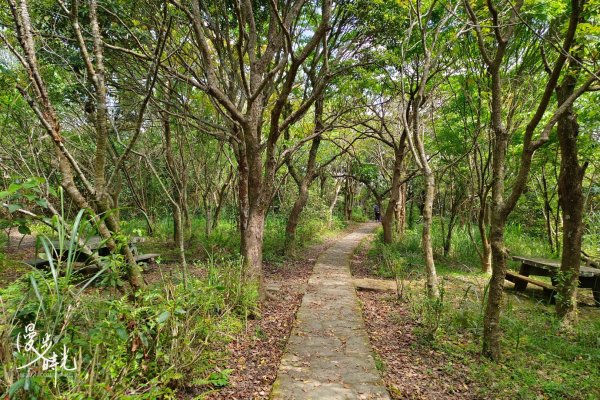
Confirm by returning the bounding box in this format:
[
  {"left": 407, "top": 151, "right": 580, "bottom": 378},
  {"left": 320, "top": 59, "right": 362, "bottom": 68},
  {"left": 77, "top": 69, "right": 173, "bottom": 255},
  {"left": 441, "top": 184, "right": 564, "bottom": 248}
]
[
  {"left": 48, "top": 236, "right": 145, "bottom": 257},
  {"left": 510, "top": 255, "right": 600, "bottom": 305},
  {"left": 25, "top": 236, "right": 157, "bottom": 270}
]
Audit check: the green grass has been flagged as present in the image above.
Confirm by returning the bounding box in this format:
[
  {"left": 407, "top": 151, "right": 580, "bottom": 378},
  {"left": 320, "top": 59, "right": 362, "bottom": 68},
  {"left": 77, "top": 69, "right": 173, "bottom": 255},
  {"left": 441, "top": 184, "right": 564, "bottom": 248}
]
[
  {"left": 0, "top": 256, "right": 255, "bottom": 399},
  {"left": 368, "top": 218, "right": 555, "bottom": 278},
  {"left": 367, "top": 219, "right": 600, "bottom": 400},
  {"left": 436, "top": 283, "right": 600, "bottom": 400}
]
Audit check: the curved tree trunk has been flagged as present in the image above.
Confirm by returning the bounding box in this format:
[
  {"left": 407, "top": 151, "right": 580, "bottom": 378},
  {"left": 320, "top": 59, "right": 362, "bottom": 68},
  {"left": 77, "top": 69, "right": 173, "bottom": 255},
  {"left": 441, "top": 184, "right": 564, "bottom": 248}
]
[
  {"left": 285, "top": 180, "right": 310, "bottom": 253},
  {"left": 284, "top": 103, "right": 322, "bottom": 253},
  {"left": 328, "top": 179, "right": 342, "bottom": 225}
]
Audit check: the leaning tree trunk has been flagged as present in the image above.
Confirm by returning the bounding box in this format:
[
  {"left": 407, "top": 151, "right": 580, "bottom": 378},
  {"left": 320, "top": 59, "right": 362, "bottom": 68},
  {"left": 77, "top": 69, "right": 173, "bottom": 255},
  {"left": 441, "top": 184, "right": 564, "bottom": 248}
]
[
  {"left": 555, "top": 70, "right": 587, "bottom": 324},
  {"left": 285, "top": 130, "right": 322, "bottom": 253},
  {"left": 328, "top": 179, "right": 342, "bottom": 225},
  {"left": 285, "top": 179, "right": 310, "bottom": 253}
]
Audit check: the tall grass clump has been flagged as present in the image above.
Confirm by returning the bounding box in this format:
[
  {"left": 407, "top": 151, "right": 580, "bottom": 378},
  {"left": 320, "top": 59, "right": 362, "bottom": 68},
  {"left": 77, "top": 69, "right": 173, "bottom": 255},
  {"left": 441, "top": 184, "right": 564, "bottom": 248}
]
[{"left": 0, "top": 208, "right": 255, "bottom": 399}]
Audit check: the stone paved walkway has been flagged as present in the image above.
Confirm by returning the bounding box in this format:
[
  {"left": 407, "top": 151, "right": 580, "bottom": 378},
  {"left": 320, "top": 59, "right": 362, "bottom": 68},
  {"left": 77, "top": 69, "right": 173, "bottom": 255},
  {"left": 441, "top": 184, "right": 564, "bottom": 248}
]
[{"left": 271, "top": 223, "right": 390, "bottom": 400}]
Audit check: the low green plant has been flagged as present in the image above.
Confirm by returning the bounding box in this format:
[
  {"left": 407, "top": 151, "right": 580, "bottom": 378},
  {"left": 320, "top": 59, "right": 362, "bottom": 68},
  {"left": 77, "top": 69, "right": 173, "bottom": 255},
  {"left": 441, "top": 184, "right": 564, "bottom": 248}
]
[
  {"left": 1, "top": 208, "right": 256, "bottom": 399},
  {"left": 194, "top": 368, "right": 233, "bottom": 388}
]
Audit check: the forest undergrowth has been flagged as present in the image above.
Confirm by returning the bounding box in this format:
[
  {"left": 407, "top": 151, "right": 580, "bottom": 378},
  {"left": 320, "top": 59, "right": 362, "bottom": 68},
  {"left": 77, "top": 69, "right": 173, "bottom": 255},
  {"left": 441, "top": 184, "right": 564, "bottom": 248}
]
[
  {"left": 0, "top": 212, "right": 345, "bottom": 399},
  {"left": 357, "top": 223, "right": 600, "bottom": 400}
]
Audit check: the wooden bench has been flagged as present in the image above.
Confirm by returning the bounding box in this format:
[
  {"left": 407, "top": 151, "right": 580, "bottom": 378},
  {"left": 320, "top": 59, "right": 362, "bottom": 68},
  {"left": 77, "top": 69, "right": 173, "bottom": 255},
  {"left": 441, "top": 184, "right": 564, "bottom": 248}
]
[
  {"left": 134, "top": 253, "right": 160, "bottom": 263},
  {"left": 505, "top": 270, "right": 556, "bottom": 299},
  {"left": 511, "top": 255, "right": 600, "bottom": 305},
  {"left": 25, "top": 253, "right": 159, "bottom": 272}
]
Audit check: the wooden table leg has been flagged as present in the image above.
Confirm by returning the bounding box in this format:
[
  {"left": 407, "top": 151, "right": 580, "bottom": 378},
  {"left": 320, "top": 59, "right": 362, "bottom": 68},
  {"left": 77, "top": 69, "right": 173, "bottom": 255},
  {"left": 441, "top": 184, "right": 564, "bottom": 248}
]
[
  {"left": 592, "top": 278, "right": 600, "bottom": 307},
  {"left": 515, "top": 263, "right": 531, "bottom": 291}
]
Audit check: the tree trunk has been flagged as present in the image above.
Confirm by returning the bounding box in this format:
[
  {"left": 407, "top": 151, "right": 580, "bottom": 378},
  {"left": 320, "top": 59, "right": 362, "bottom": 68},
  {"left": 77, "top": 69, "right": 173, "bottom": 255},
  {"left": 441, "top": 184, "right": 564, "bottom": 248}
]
[
  {"left": 483, "top": 218, "right": 507, "bottom": 360},
  {"left": 173, "top": 203, "right": 183, "bottom": 244},
  {"left": 555, "top": 69, "right": 587, "bottom": 324},
  {"left": 482, "top": 60, "right": 510, "bottom": 361},
  {"left": 212, "top": 169, "right": 232, "bottom": 231},
  {"left": 202, "top": 194, "right": 213, "bottom": 237},
  {"left": 344, "top": 176, "right": 354, "bottom": 221},
  {"left": 285, "top": 180, "right": 310, "bottom": 253},
  {"left": 443, "top": 216, "right": 454, "bottom": 257},
  {"left": 408, "top": 195, "right": 415, "bottom": 229},
  {"left": 478, "top": 204, "right": 492, "bottom": 274},
  {"left": 328, "top": 179, "right": 342, "bottom": 225},
  {"left": 382, "top": 141, "right": 406, "bottom": 244},
  {"left": 241, "top": 208, "right": 265, "bottom": 287},
  {"left": 235, "top": 133, "right": 267, "bottom": 290},
  {"left": 284, "top": 108, "right": 322, "bottom": 253},
  {"left": 422, "top": 171, "right": 439, "bottom": 298},
  {"left": 382, "top": 165, "right": 401, "bottom": 243},
  {"left": 395, "top": 183, "right": 407, "bottom": 235}
]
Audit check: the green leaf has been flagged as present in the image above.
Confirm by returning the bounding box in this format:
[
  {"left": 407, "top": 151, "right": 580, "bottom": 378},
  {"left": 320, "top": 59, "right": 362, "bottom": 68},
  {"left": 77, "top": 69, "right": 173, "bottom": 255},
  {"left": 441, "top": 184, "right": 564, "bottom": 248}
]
[
  {"left": 116, "top": 327, "right": 129, "bottom": 341},
  {"left": 7, "top": 204, "right": 21, "bottom": 213},
  {"left": 174, "top": 307, "right": 186, "bottom": 316},
  {"left": 23, "top": 177, "right": 44, "bottom": 189},
  {"left": 35, "top": 199, "right": 48, "bottom": 208},
  {"left": 156, "top": 310, "right": 171, "bottom": 324},
  {"left": 18, "top": 225, "right": 31, "bottom": 235},
  {"left": 8, "top": 182, "right": 21, "bottom": 194}
]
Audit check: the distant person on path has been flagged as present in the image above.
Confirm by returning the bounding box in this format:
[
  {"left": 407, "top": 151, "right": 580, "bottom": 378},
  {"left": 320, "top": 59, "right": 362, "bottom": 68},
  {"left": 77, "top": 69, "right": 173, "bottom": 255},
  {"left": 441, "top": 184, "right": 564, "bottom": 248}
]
[{"left": 374, "top": 204, "right": 381, "bottom": 222}]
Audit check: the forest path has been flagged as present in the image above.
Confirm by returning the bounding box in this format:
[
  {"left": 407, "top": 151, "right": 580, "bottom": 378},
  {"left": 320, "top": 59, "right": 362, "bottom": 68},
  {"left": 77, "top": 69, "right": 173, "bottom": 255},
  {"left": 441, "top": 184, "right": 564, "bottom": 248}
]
[{"left": 271, "top": 222, "right": 390, "bottom": 400}]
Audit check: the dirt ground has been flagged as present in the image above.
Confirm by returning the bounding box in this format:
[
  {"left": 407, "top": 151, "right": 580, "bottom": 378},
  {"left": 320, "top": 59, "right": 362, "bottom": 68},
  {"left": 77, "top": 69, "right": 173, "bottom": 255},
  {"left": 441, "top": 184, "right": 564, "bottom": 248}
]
[{"left": 351, "top": 240, "right": 479, "bottom": 400}]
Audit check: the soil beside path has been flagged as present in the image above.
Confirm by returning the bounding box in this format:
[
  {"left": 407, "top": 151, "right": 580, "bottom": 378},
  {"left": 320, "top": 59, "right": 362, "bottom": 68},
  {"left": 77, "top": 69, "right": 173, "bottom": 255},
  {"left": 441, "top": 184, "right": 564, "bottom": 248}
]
[
  {"left": 351, "top": 236, "right": 478, "bottom": 400},
  {"left": 271, "top": 222, "right": 389, "bottom": 400}
]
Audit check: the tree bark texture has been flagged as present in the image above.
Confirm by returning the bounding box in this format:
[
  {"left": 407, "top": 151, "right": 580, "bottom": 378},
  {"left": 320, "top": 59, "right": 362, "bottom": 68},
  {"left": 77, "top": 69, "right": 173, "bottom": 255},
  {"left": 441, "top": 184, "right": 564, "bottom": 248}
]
[
  {"left": 555, "top": 67, "right": 587, "bottom": 323},
  {"left": 382, "top": 135, "right": 407, "bottom": 244}
]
